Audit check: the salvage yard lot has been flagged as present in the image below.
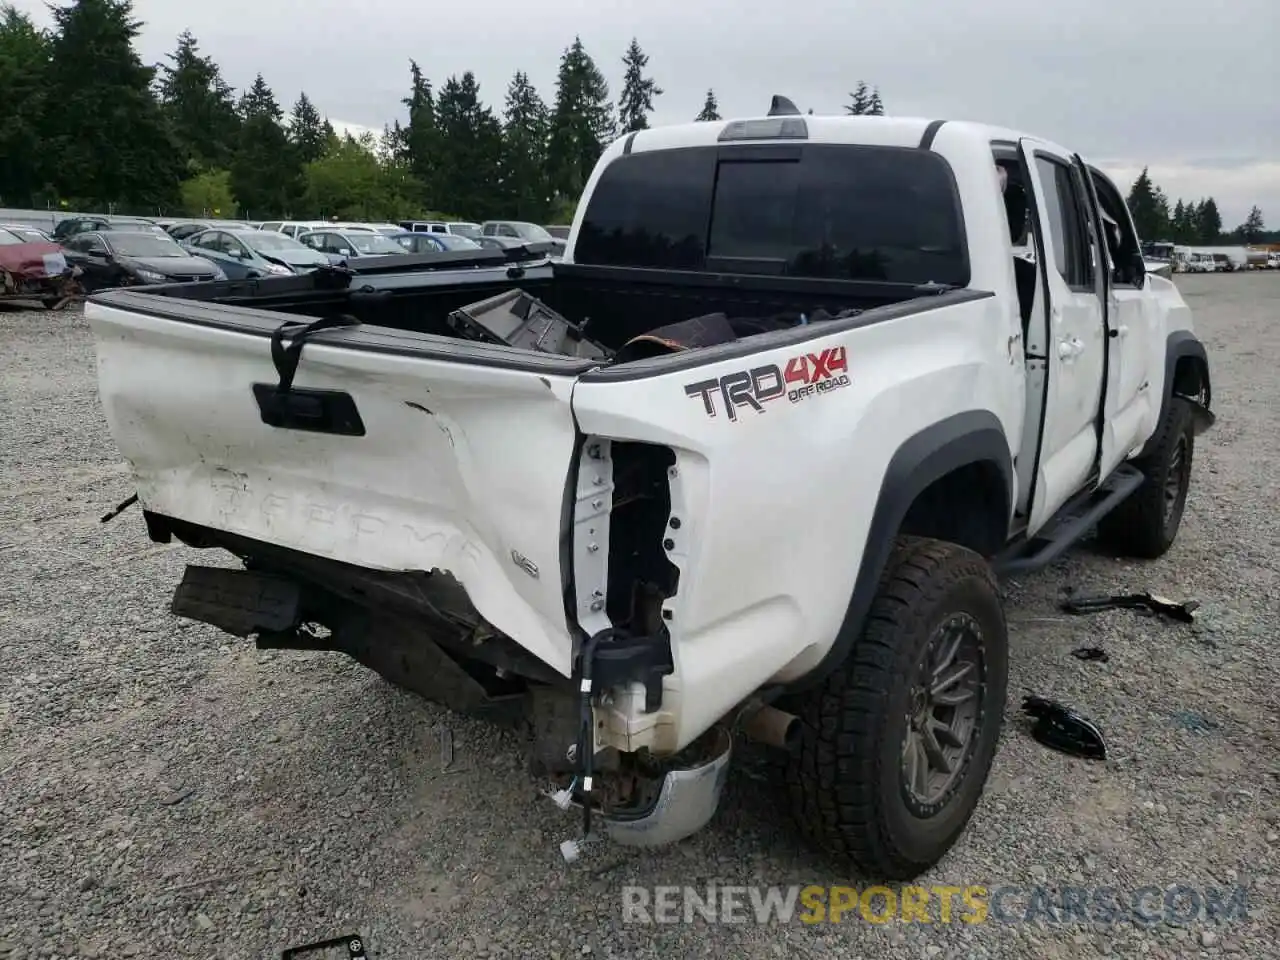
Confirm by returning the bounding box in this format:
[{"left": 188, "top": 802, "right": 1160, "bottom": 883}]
[{"left": 1, "top": 274, "right": 1277, "bottom": 959}]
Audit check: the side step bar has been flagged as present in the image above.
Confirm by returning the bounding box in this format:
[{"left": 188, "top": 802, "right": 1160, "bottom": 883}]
[{"left": 993, "top": 464, "right": 1145, "bottom": 578}]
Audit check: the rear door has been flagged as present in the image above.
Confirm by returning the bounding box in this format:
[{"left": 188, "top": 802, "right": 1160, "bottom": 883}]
[
  {"left": 1019, "top": 139, "right": 1107, "bottom": 531},
  {"left": 1083, "top": 165, "right": 1159, "bottom": 470}
]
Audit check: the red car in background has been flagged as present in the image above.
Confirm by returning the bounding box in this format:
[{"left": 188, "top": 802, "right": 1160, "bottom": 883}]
[{"left": 0, "top": 223, "right": 81, "bottom": 308}]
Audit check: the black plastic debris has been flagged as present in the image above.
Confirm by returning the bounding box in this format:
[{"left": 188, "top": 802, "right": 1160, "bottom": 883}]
[
  {"left": 1021, "top": 695, "right": 1107, "bottom": 760},
  {"left": 100, "top": 493, "right": 139, "bottom": 523},
  {"left": 448, "top": 289, "right": 610, "bottom": 360},
  {"left": 281, "top": 933, "right": 368, "bottom": 959},
  {"left": 1071, "top": 646, "right": 1110, "bottom": 663},
  {"left": 1060, "top": 589, "right": 1199, "bottom": 623}
]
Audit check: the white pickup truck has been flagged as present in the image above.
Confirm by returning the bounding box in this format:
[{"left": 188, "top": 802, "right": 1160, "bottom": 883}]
[{"left": 87, "top": 98, "right": 1214, "bottom": 879}]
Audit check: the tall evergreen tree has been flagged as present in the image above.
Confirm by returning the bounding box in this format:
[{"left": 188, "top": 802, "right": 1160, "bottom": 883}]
[
  {"left": 867, "top": 87, "right": 885, "bottom": 116},
  {"left": 547, "top": 36, "right": 615, "bottom": 200},
  {"left": 846, "top": 81, "right": 870, "bottom": 114},
  {"left": 433, "top": 71, "right": 504, "bottom": 220},
  {"left": 402, "top": 60, "right": 437, "bottom": 207},
  {"left": 157, "top": 30, "right": 239, "bottom": 172},
  {"left": 1125, "top": 167, "right": 1169, "bottom": 242},
  {"left": 617, "top": 37, "right": 662, "bottom": 133},
  {"left": 500, "top": 70, "right": 551, "bottom": 221},
  {"left": 1239, "top": 205, "right": 1265, "bottom": 243},
  {"left": 231, "top": 74, "right": 299, "bottom": 217},
  {"left": 1196, "top": 197, "right": 1222, "bottom": 244},
  {"left": 379, "top": 120, "right": 409, "bottom": 163},
  {"left": 42, "top": 0, "right": 182, "bottom": 208},
  {"left": 1170, "top": 199, "right": 1189, "bottom": 243},
  {"left": 695, "top": 88, "right": 720, "bottom": 122},
  {"left": 289, "top": 92, "right": 329, "bottom": 164},
  {"left": 0, "top": 6, "right": 51, "bottom": 206}
]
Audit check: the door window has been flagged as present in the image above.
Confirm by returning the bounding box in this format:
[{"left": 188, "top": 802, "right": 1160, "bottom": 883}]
[
  {"left": 1034, "top": 156, "right": 1094, "bottom": 291},
  {"left": 1089, "top": 170, "right": 1143, "bottom": 287},
  {"left": 82, "top": 235, "right": 108, "bottom": 255},
  {"left": 223, "top": 236, "right": 250, "bottom": 259}
]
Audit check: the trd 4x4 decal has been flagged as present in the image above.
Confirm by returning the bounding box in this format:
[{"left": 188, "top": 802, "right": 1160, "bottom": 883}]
[{"left": 684, "top": 346, "right": 850, "bottom": 421}]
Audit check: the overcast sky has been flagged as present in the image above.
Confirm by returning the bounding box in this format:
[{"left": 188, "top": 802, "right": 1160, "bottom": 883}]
[{"left": 14, "top": 0, "right": 1278, "bottom": 226}]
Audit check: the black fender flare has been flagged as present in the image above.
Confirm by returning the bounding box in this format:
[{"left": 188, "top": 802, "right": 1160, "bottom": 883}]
[
  {"left": 1140, "top": 330, "right": 1214, "bottom": 456},
  {"left": 782, "top": 410, "right": 1014, "bottom": 694}
]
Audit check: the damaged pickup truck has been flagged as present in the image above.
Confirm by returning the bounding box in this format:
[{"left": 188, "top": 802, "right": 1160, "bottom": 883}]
[{"left": 87, "top": 99, "right": 1214, "bottom": 879}]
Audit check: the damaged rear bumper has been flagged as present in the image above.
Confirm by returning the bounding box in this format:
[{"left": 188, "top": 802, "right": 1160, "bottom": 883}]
[{"left": 601, "top": 726, "right": 733, "bottom": 847}]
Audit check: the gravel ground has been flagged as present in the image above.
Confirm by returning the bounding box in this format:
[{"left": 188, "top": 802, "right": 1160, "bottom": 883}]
[{"left": 1, "top": 274, "right": 1276, "bottom": 959}]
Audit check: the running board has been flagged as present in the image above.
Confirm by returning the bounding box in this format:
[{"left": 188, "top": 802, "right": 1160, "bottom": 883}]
[{"left": 992, "top": 464, "right": 1145, "bottom": 578}]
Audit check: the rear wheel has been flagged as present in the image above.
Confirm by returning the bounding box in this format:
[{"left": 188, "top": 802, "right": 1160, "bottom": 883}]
[
  {"left": 1097, "top": 398, "right": 1194, "bottom": 559},
  {"left": 783, "top": 536, "right": 1008, "bottom": 880}
]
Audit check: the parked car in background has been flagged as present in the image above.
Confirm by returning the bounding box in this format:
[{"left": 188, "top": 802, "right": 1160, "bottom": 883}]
[
  {"left": 0, "top": 225, "right": 78, "bottom": 307},
  {"left": 544, "top": 225, "right": 571, "bottom": 240},
  {"left": 472, "top": 235, "right": 527, "bottom": 252},
  {"left": 398, "top": 220, "right": 482, "bottom": 239},
  {"left": 52, "top": 215, "right": 167, "bottom": 241},
  {"left": 1185, "top": 253, "right": 1217, "bottom": 273},
  {"left": 183, "top": 228, "right": 330, "bottom": 277},
  {"left": 296, "top": 228, "right": 411, "bottom": 261},
  {"left": 481, "top": 220, "right": 567, "bottom": 255},
  {"left": 166, "top": 220, "right": 258, "bottom": 242},
  {"left": 389, "top": 232, "right": 483, "bottom": 254},
  {"left": 0, "top": 222, "right": 54, "bottom": 243},
  {"left": 259, "top": 220, "right": 383, "bottom": 238},
  {"left": 60, "top": 230, "right": 225, "bottom": 290}
]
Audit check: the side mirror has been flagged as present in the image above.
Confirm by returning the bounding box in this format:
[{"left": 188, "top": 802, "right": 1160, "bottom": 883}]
[
  {"left": 1130, "top": 251, "right": 1146, "bottom": 286},
  {"left": 338, "top": 249, "right": 351, "bottom": 256}
]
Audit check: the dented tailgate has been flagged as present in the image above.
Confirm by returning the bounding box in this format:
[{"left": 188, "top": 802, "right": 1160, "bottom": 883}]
[{"left": 86, "top": 291, "right": 595, "bottom": 676}]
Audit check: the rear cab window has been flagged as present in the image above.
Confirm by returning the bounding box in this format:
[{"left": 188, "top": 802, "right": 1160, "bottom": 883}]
[{"left": 574, "top": 143, "right": 969, "bottom": 286}]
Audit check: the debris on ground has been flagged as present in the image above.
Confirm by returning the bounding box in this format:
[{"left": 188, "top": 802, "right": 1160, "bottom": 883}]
[
  {"left": 440, "top": 726, "right": 454, "bottom": 769},
  {"left": 1021, "top": 695, "right": 1108, "bottom": 760},
  {"left": 1060, "top": 588, "right": 1200, "bottom": 623},
  {"left": 1169, "top": 710, "right": 1220, "bottom": 733},
  {"left": 281, "top": 933, "right": 368, "bottom": 959},
  {"left": 1070, "top": 646, "right": 1110, "bottom": 663}
]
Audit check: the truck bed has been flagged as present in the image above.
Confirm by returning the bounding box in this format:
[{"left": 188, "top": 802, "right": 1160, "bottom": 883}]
[{"left": 129, "top": 260, "right": 909, "bottom": 350}]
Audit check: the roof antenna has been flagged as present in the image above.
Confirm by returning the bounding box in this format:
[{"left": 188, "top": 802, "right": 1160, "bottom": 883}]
[{"left": 767, "top": 95, "right": 801, "bottom": 117}]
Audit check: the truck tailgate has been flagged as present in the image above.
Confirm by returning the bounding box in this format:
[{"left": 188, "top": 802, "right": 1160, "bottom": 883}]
[{"left": 87, "top": 293, "right": 598, "bottom": 676}]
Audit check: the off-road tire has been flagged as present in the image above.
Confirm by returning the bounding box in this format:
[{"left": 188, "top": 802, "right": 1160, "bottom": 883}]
[
  {"left": 783, "top": 536, "right": 1008, "bottom": 881},
  {"left": 1096, "top": 398, "right": 1194, "bottom": 559}
]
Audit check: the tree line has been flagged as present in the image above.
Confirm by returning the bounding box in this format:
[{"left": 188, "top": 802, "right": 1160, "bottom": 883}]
[
  {"left": 1126, "top": 167, "right": 1273, "bottom": 246},
  {"left": 18, "top": 0, "right": 1268, "bottom": 243},
  {"left": 0, "top": 0, "right": 891, "bottom": 223}
]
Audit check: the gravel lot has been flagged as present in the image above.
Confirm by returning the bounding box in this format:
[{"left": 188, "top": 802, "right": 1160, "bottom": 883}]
[{"left": 1, "top": 274, "right": 1276, "bottom": 959}]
